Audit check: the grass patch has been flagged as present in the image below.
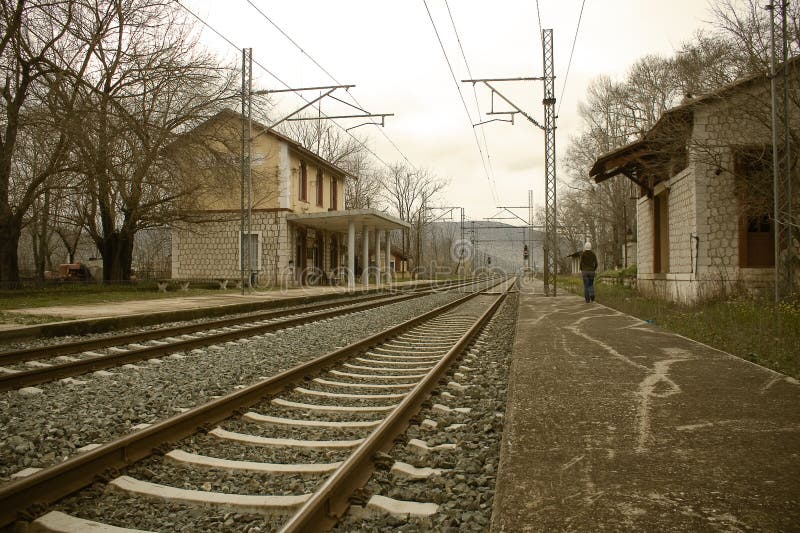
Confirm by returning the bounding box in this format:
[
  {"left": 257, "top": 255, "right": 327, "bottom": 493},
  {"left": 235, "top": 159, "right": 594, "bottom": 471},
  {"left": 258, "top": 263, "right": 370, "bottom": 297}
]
[
  {"left": 559, "top": 275, "right": 800, "bottom": 379},
  {"left": 0, "top": 311, "right": 65, "bottom": 326}
]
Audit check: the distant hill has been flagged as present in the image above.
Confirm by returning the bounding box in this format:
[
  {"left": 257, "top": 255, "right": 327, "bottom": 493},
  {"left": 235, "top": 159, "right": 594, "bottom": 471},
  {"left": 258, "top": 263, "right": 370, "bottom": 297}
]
[{"left": 430, "top": 220, "right": 544, "bottom": 272}]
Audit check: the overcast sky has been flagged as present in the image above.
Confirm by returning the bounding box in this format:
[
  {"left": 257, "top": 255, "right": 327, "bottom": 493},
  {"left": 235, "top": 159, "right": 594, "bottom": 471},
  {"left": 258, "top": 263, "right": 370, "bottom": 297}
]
[{"left": 182, "top": 0, "right": 718, "bottom": 223}]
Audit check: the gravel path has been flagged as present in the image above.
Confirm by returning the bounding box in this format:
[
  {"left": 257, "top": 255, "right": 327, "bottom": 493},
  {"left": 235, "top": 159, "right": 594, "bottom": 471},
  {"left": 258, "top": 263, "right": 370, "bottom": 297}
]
[{"left": 0, "top": 291, "right": 463, "bottom": 480}]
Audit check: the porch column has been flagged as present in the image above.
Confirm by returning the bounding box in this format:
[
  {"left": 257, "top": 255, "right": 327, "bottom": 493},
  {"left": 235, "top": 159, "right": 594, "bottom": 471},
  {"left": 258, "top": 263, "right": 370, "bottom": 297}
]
[
  {"left": 347, "top": 220, "right": 355, "bottom": 289},
  {"left": 384, "top": 230, "right": 391, "bottom": 284},
  {"left": 362, "top": 224, "right": 370, "bottom": 286},
  {"left": 375, "top": 229, "right": 382, "bottom": 284}
]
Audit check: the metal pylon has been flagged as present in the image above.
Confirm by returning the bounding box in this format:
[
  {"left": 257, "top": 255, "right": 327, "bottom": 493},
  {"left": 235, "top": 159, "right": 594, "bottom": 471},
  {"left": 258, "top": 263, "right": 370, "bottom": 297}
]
[
  {"left": 461, "top": 28, "right": 557, "bottom": 294},
  {"left": 769, "top": 0, "right": 795, "bottom": 301},
  {"left": 542, "top": 29, "right": 557, "bottom": 296}
]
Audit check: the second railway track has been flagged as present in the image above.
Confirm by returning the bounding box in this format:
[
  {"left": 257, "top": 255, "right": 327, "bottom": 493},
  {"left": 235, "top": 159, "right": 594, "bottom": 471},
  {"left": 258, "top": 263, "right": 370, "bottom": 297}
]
[
  {"left": 0, "top": 278, "right": 494, "bottom": 393},
  {"left": 0, "top": 277, "right": 515, "bottom": 531}
]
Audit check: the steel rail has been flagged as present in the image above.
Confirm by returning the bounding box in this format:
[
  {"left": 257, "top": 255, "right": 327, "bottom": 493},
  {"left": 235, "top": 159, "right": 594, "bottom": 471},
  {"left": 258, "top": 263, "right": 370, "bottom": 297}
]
[
  {"left": 0, "top": 276, "right": 484, "bottom": 365},
  {"left": 0, "top": 276, "right": 494, "bottom": 374},
  {"left": 0, "top": 292, "right": 416, "bottom": 366},
  {"left": 0, "top": 282, "right": 509, "bottom": 529},
  {"left": 0, "top": 292, "right": 428, "bottom": 393},
  {"left": 281, "top": 282, "right": 513, "bottom": 532}
]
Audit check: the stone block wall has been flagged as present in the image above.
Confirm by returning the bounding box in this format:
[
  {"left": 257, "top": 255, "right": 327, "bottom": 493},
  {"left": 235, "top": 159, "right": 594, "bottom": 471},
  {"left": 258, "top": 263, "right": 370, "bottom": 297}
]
[
  {"left": 691, "top": 89, "right": 786, "bottom": 299},
  {"left": 171, "top": 211, "right": 291, "bottom": 286},
  {"left": 666, "top": 167, "right": 695, "bottom": 275},
  {"left": 638, "top": 77, "right": 800, "bottom": 302},
  {"left": 636, "top": 196, "right": 654, "bottom": 276}
]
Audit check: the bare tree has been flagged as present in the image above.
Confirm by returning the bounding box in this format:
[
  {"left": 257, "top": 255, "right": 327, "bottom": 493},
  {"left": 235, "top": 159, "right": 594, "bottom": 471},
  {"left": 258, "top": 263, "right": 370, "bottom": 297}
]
[
  {"left": 58, "top": 0, "right": 237, "bottom": 281},
  {"left": 0, "top": 0, "right": 76, "bottom": 285},
  {"left": 343, "top": 150, "right": 382, "bottom": 210},
  {"left": 379, "top": 163, "right": 447, "bottom": 269},
  {"left": 278, "top": 115, "right": 365, "bottom": 167}
]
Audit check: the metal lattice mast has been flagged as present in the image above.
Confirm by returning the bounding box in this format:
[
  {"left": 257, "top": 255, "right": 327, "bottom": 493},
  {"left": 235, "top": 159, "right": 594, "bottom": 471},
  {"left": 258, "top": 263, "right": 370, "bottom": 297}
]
[
  {"left": 240, "top": 48, "right": 252, "bottom": 295},
  {"left": 542, "top": 29, "right": 557, "bottom": 296},
  {"left": 461, "top": 28, "right": 556, "bottom": 293},
  {"left": 769, "top": 1, "right": 794, "bottom": 301},
  {"left": 528, "top": 189, "right": 534, "bottom": 270}
]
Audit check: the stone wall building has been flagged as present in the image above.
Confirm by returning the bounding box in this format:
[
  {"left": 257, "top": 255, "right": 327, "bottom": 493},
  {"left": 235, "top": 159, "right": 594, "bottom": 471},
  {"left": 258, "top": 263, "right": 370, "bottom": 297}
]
[
  {"left": 590, "top": 58, "right": 799, "bottom": 302},
  {"left": 170, "top": 109, "right": 408, "bottom": 288}
]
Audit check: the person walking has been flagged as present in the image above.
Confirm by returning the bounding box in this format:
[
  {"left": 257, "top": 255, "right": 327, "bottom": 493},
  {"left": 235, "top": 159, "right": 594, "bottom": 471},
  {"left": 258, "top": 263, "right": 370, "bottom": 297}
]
[{"left": 580, "top": 242, "right": 598, "bottom": 303}]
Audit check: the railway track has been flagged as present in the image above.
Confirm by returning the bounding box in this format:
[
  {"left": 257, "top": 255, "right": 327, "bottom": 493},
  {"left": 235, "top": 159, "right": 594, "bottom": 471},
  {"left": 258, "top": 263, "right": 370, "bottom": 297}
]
[
  {"left": 0, "top": 277, "right": 493, "bottom": 393},
  {"left": 0, "top": 277, "right": 515, "bottom": 531}
]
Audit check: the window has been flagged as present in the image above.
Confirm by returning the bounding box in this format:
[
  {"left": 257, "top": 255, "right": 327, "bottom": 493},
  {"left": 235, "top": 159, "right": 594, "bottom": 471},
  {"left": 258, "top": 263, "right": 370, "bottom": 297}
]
[
  {"left": 740, "top": 214, "right": 774, "bottom": 267},
  {"left": 330, "top": 176, "right": 338, "bottom": 210},
  {"left": 316, "top": 168, "right": 324, "bottom": 207},
  {"left": 299, "top": 161, "right": 308, "bottom": 202},
  {"left": 735, "top": 147, "right": 774, "bottom": 268}
]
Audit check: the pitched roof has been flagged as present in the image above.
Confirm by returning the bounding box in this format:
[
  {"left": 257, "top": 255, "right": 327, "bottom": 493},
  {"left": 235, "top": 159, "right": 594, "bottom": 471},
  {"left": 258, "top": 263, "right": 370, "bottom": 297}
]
[{"left": 589, "top": 55, "right": 800, "bottom": 185}]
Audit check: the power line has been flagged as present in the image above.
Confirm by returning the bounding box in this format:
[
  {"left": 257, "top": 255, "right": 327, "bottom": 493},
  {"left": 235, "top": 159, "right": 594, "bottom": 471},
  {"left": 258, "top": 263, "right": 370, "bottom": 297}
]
[
  {"left": 535, "top": 0, "right": 543, "bottom": 41},
  {"left": 175, "top": 0, "right": 281, "bottom": 85},
  {"left": 443, "top": 0, "right": 500, "bottom": 202},
  {"left": 557, "top": 0, "right": 586, "bottom": 116},
  {"left": 174, "top": 0, "right": 395, "bottom": 171},
  {"left": 243, "top": 0, "right": 417, "bottom": 171},
  {"left": 422, "top": 0, "right": 499, "bottom": 205}
]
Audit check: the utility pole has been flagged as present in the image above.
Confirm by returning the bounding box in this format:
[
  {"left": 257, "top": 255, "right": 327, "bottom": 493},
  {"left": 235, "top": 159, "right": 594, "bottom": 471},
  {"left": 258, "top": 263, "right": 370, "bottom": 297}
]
[
  {"left": 238, "top": 53, "right": 393, "bottom": 292},
  {"left": 240, "top": 48, "right": 252, "bottom": 295},
  {"left": 528, "top": 189, "right": 534, "bottom": 273},
  {"left": 464, "top": 28, "right": 558, "bottom": 295},
  {"left": 542, "top": 29, "right": 557, "bottom": 296},
  {"left": 461, "top": 207, "right": 465, "bottom": 281},
  {"left": 768, "top": 0, "right": 794, "bottom": 301},
  {"left": 427, "top": 206, "right": 466, "bottom": 276},
  {"left": 247, "top": 50, "right": 253, "bottom": 290}
]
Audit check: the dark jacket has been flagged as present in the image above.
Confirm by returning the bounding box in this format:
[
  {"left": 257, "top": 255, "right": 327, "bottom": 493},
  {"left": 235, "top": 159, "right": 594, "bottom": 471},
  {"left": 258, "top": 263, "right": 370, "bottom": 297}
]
[{"left": 579, "top": 250, "right": 598, "bottom": 272}]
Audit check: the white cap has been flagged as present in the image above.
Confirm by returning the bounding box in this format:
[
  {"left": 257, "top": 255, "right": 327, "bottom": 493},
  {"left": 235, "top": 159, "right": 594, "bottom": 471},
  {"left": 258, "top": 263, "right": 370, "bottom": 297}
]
[{"left": 584, "top": 242, "right": 592, "bottom": 251}]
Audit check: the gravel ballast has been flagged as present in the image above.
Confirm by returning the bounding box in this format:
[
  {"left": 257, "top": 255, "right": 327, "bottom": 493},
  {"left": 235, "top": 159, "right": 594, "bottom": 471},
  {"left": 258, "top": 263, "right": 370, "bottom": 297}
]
[
  {"left": 333, "top": 293, "right": 519, "bottom": 532},
  {"left": 0, "top": 291, "right": 465, "bottom": 480},
  {"left": 3, "top": 286, "right": 515, "bottom": 533}
]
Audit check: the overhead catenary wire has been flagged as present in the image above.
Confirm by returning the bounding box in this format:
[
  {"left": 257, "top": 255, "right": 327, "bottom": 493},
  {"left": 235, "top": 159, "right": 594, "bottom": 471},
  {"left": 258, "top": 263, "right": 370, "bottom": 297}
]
[
  {"left": 422, "top": 0, "right": 499, "bottom": 205},
  {"left": 243, "top": 0, "right": 418, "bottom": 171},
  {"left": 557, "top": 0, "right": 586, "bottom": 116},
  {"left": 174, "top": 0, "right": 395, "bottom": 171},
  {"left": 535, "top": 0, "right": 543, "bottom": 44},
  {"left": 443, "top": 0, "right": 500, "bottom": 201}
]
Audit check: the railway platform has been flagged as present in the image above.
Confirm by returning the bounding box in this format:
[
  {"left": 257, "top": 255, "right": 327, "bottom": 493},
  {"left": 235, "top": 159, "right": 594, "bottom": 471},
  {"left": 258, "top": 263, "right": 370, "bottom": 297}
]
[{"left": 492, "top": 288, "right": 800, "bottom": 531}]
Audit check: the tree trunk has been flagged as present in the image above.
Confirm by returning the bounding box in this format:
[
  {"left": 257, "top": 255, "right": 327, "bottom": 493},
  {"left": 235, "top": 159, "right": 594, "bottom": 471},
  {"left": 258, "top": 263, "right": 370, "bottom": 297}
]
[
  {"left": 99, "top": 230, "right": 135, "bottom": 281},
  {"left": 35, "top": 188, "right": 51, "bottom": 284},
  {"left": 0, "top": 218, "right": 21, "bottom": 287}
]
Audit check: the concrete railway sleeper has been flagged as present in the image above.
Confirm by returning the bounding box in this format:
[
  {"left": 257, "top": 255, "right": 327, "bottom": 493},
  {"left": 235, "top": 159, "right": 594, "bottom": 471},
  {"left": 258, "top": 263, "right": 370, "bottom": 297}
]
[
  {"left": 0, "top": 278, "right": 500, "bottom": 393},
  {"left": 0, "top": 279, "right": 513, "bottom": 531}
]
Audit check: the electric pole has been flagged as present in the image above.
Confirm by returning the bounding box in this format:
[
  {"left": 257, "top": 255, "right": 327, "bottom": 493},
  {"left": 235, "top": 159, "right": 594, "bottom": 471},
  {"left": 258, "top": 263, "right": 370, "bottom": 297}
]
[
  {"left": 236, "top": 48, "right": 394, "bottom": 293},
  {"left": 768, "top": 0, "right": 794, "bottom": 301},
  {"left": 463, "top": 28, "right": 558, "bottom": 295},
  {"left": 240, "top": 48, "right": 252, "bottom": 295},
  {"left": 542, "top": 29, "right": 557, "bottom": 296}
]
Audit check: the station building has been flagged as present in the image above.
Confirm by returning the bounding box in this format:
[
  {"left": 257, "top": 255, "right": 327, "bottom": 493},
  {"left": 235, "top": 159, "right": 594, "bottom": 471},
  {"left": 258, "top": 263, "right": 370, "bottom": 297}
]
[
  {"left": 590, "top": 58, "right": 799, "bottom": 302},
  {"left": 169, "top": 109, "right": 409, "bottom": 288}
]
